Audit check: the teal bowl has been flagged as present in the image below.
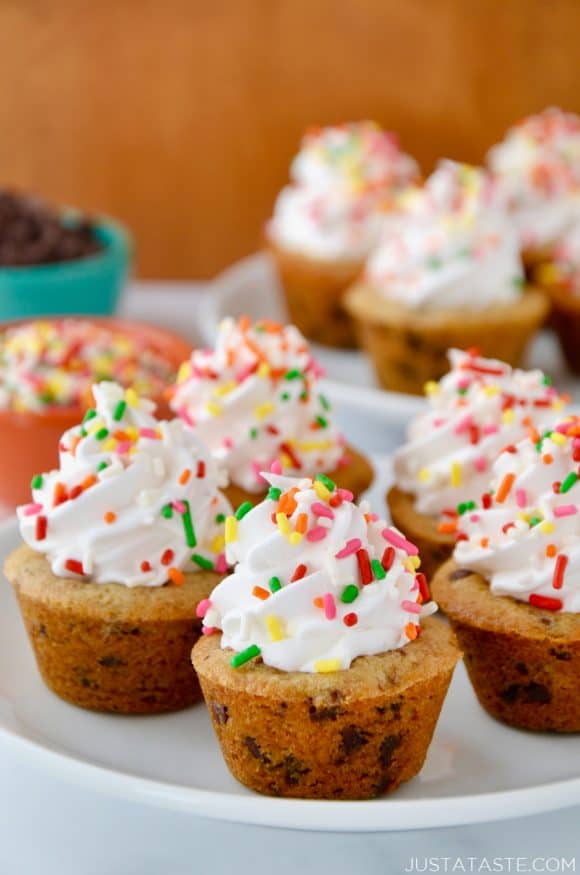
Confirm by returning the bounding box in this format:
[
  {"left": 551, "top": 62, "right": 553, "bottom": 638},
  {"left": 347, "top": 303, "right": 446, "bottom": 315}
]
[{"left": 0, "top": 218, "right": 132, "bottom": 320}]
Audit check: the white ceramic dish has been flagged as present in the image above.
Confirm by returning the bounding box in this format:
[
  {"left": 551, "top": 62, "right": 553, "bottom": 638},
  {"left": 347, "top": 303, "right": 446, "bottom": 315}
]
[{"left": 1, "top": 383, "right": 579, "bottom": 833}]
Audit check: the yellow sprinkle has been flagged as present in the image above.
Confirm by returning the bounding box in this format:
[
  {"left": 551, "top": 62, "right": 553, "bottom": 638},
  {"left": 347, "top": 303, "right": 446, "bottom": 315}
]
[
  {"left": 483, "top": 385, "right": 500, "bottom": 397},
  {"left": 424, "top": 381, "right": 439, "bottom": 396},
  {"left": 206, "top": 401, "right": 222, "bottom": 417},
  {"left": 125, "top": 388, "right": 139, "bottom": 408},
  {"left": 254, "top": 402, "right": 274, "bottom": 421},
  {"left": 177, "top": 361, "right": 192, "bottom": 384},
  {"left": 450, "top": 462, "right": 462, "bottom": 488},
  {"left": 418, "top": 467, "right": 431, "bottom": 483},
  {"left": 211, "top": 534, "right": 225, "bottom": 554},
  {"left": 214, "top": 380, "right": 237, "bottom": 398},
  {"left": 280, "top": 453, "right": 293, "bottom": 469},
  {"left": 129, "top": 446, "right": 138, "bottom": 455},
  {"left": 265, "top": 615, "right": 285, "bottom": 642},
  {"left": 88, "top": 420, "right": 104, "bottom": 435},
  {"left": 517, "top": 512, "right": 530, "bottom": 522},
  {"left": 257, "top": 362, "right": 270, "bottom": 378},
  {"left": 314, "top": 659, "right": 341, "bottom": 674},
  {"left": 539, "top": 521, "right": 555, "bottom": 534},
  {"left": 276, "top": 513, "right": 291, "bottom": 536},
  {"left": 552, "top": 400, "right": 565, "bottom": 412},
  {"left": 289, "top": 532, "right": 303, "bottom": 546},
  {"left": 410, "top": 555, "right": 421, "bottom": 569},
  {"left": 313, "top": 480, "right": 331, "bottom": 502},
  {"left": 225, "top": 516, "right": 238, "bottom": 543},
  {"left": 125, "top": 425, "right": 138, "bottom": 440},
  {"left": 295, "top": 440, "right": 333, "bottom": 452},
  {"left": 403, "top": 558, "right": 416, "bottom": 573},
  {"left": 502, "top": 409, "right": 514, "bottom": 425},
  {"left": 102, "top": 438, "right": 117, "bottom": 453},
  {"left": 549, "top": 432, "right": 567, "bottom": 446}
]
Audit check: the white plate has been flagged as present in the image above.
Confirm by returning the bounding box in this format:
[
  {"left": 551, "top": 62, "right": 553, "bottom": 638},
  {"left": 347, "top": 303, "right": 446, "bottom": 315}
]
[{"left": 1, "top": 385, "right": 579, "bottom": 833}]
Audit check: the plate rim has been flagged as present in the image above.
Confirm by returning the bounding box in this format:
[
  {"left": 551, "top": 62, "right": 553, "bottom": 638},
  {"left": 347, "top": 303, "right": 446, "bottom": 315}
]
[{"left": 1, "top": 516, "right": 580, "bottom": 832}]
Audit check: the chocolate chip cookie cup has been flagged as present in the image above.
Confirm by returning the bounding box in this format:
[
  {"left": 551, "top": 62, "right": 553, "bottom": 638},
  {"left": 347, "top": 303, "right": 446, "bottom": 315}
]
[
  {"left": 193, "top": 616, "right": 459, "bottom": 799},
  {"left": 432, "top": 561, "right": 580, "bottom": 732}
]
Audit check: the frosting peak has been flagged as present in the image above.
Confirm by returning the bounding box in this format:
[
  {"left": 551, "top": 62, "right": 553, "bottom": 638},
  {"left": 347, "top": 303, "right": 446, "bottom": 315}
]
[
  {"left": 454, "top": 415, "right": 580, "bottom": 613},
  {"left": 170, "top": 318, "right": 345, "bottom": 493},
  {"left": 18, "top": 381, "right": 231, "bottom": 587},
  {"left": 201, "top": 473, "right": 436, "bottom": 672},
  {"left": 394, "top": 349, "right": 568, "bottom": 515}
]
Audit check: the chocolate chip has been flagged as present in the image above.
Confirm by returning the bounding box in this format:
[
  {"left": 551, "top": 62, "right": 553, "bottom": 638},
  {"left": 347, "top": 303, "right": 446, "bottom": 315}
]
[
  {"left": 515, "top": 662, "right": 529, "bottom": 676},
  {"left": 308, "top": 704, "right": 341, "bottom": 722},
  {"left": 501, "top": 684, "right": 520, "bottom": 704},
  {"left": 379, "top": 733, "right": 402, "bottom": 768},
  {"left": 283, "top": 755, "right": 310, "bottom": 786},
  {"left": 37, "top": 624, "right": 47, "bottom": 637},
  {"left": 98, "top": 655, "right": 126, "bottom": 668},
  {"left": 549, "top": 649, "right": 572, "bottom": 661},
  {"left": 450, "top": 568, "right": 473, "bottom": 580},
  {"left": 211, "top": 702, "right": 229, "bottom": 725},
  {"left": 340, "top": 725, "right": 370, "bottom": 756},
  {"left": 523, "top": 682, "right": 552, "bottom": 705},
  {"left": 243, "top": 736, "right": 270, "bottom": 764}
]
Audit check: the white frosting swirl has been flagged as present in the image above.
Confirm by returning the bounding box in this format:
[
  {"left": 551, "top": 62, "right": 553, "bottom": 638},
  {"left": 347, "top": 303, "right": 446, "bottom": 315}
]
[
  {"left": 268, "top": 122, "right": 419, "bottom": 261},
  {"left": 365, "top": 161, "right": 523, "bottom": 310},
  {"left": 488, "top": 107, "right": 580, "bottom": 248},
  {"left": 202, "top": 473, "right": 437, "bottom": 673},
  {"left": 17, "top": 382, "right": 231, "bottom": 587},
  {"left": 394, "top": 349, "right": 567, "bottom": 515},
  {"left": 170, "top": 318, "right": 345, "bottom": 493},
  {"left": 454, "top": 416, "right": 580, "bottom": 613}
]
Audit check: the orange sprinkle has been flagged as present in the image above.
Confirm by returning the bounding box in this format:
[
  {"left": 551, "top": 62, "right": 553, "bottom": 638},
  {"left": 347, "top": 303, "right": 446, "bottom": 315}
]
[
  {"left": 313, "top": 597, "right": 324, "bottom": 609},
  {"left": 113, "top": 429, "right": 130, "bottom": 442},
  {"left": 495, "top": 472, "right": 515, "bottom": 503},
  {"left": 252, "top": 585, "right": 270, "bottom": 601},
  {"left": 226, "top": 347, "right": 235, "bottom": 368},
  {"left": 104, "top": 511, "right": 116, "bottom": 525},
  {"left": 278, "top": 487, "right": 299, "bottom": 516},
  {"left": 438, "top": 521, "right": 458, "bottom": 534},
  {"left": 69, "top": 435, "right": 81, "bottom": 457},
  {"left": 82, "top": 474, "right": 97, "bottom": 490},
  {"left": 295, "top": 512, "right": 308, "bottom": 534},
  {"left": 238, "top": 315, "right": 251, "bottom": 332},
  {"left": 168, "top": 567, "right": 185, "bottom": 586},
  {"left": 528, "top": 427, "right": 540, "bottom": 444},
  {"left": 244, "top": 335, "right": 266, "bottom": 362},
  {"left": 546, "top": 544, "right": 557, "bottom": 558},
  {"left": 53, "top": 481, "right": 68, "bottom": 506},
  {"left": 405, "top": 622, "right": 418, "bottom": 640},
  {"left": 542, "top": 453, "right": 553, "bottom": 465},
  {"left": 179, "top": 468, "right": 192, "bottom": 485},
  {"left": 480, "top": 537, "right": 489, "bottom": 548}
]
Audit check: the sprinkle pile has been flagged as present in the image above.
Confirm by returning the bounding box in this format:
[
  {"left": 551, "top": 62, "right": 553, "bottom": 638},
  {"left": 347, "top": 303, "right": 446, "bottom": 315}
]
[
  {"left": 393, "top": 348, "right": 568, "bottom": 517},
  {"left": 0, "top": 319, "right": 177, "bottom": 413},
  {"left": 169, "top": 317, "right": 346, "bottom": 492},
  {"left": 201, "top": 471, "right": 436, "bottom": 673},
  {"left": 454, "top": 415, "right": 580, "bottom": 613},
  {"left": 18, "top": 381, "right": 231, "bottom": 587}
]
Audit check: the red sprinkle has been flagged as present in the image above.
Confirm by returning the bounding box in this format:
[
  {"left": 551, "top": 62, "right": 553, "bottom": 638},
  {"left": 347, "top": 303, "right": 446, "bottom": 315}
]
[
  {"left": 196, "top": 460, "right": 206, "bottom": 478},
  {"left": 381, "top": 546, "right": 395, "bottom": 571},
  {"left": 291, "top": 563, "right": 307, "bottom": 582},
  {"left": 356, "top": 548, "right": 373, "bottom": 585},
  {"left": 529, "top": 593, "right": 563, "bottom": 612},
  {"left": 416, "top": 572, "right": 430, "bottom": 603},
  {"left": 343, "top": 612, "right": 358, "bottom": 627},
  {"left": 64, "top": 558, "right": 84, "bottom": 576},
  {"left": 35, "top": 515, "right": 47, "bottom": 541},
  {"left": 53, "top": 482, "right": 68, "bottom": 507},
  {"left": 161, "top": 549, "right": 174, "bottom": 566},
  {"left": 482, "top": 493, "right": 492, "bottom": 509},
  {"left": 279, "top": 441, "right": 302, "bottom": 469},
  {"left": 552, "top": 554, "right": 568, "bottom": 590},
  {"left": 329, "top": 494, "right": 343, "bottom": 508},
  {"left": 140, "top": 561, "right": 152, "bottom": 572},
  {"left": 69, "top": 485, "right": 83, "bottom": 500}
]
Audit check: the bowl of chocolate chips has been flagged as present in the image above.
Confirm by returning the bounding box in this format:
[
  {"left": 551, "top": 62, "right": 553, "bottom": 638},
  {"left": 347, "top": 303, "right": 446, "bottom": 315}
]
[{"left": 0, "top": 190, "right": 131, "bottom": 320}]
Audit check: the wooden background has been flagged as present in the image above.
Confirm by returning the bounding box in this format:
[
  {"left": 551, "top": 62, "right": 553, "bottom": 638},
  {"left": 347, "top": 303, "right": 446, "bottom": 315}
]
[{"left": 0, "top": 1, "right": 579, "bottom": 278}]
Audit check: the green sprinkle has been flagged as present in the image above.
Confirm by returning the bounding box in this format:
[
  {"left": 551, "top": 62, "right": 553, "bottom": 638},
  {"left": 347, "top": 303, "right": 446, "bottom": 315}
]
[
  {"left": 191, "top": 553, "right": 214, "bottom": 570},
  {"left": 80, "top": 427, "right": 87, "bottom": 437},
  {"left": 230, "top": 644, "right": 261, "bottom": 668},
  {"left": 371, "top": 559, "right": 386, "bottom": 580},
  {"left": 426, "top": 255, "right": 442, "bottom": 269},
  {"left": 457, "top": 500, "right": 476, "bottom": 516},
  {"left": 215, "top": 512, "right": 226, "bottom": 524},
  {"left": 235, "top": 501, "right": 253, "bottom": 521},
  {"left": 269, "top": 576, "right": 282, "bottom": 593},
  {"left": 458, "top": 386, "right": 468, "bottom": 396},
  {"left": 280, "top": 392, "right": 291, "bottom": 402},
  {"left": 315, "top": 415, "right": 328, "bottom": 428},
  {"left": 113, "top": 400, "right": 127, "bottom": 422},
  {"left": 512, "top": 275, "right": 525, "bottom": 289},
  {"left": 255, "top": 323, "right": 266, "bottom": 333},
  {"left": 97, "top": 461, "right": 109, "bottom": 472},
  {"left": 83, "top": 408, "right": 97, "bottom": 423},
  {"left": 543, "top": 374, "right": 552, "bottom": 386},
  {"left": 319, "top": 394, "right": 330, "bottom": 411},
  {"left": 95, "top": 427, "right": 109, "bottom": 441},
  {"left": 267, "top": 487, "right": 282, "bottom": 501},
  {"left": 182, "top": 499, "right": 197, "bottom": 547},
  {"left": 315, "top": 473, "right": 336, "bottom": 492},
  {"left": 300, "top": 390, "right": 308, "bottom": 401},
  {"left": 249, "top": 427, "right": 258, "bottom": 439},
  {"left": 31, "top": 474, "right": 43, "bottom": 490},
  {"left": 560, "top": 471, "right": 578, "bottom": 494},
  {"left": 529, "top": 516, "right": 542, "bottom": 527},
  {"left": 340, "top": 584, "right": 359, "bottom": 603},
  {"left": 284, "top": 369, "right": 303, "bottom": 381},
  {"left": 161, "top": 504, "right": 174, "bottom": 519}
]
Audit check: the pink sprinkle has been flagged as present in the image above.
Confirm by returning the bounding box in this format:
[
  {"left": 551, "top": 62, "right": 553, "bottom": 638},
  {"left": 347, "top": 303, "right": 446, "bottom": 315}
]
[
  {"left": 482, "top": 424, "right": 499, "bottom": 436},
  {"left": 553, "top": 505, "right": 578, "bottom": 517},
  {"left": 454, "top": 414, "right": 473, "bottom": 435},
  {"left": 335, "top": 538, "right": 362, "bottom": 559},
  {"left": 307, "top": 526, "right": 327, "bottom": 542},
  {"left": 337, "top": 488, "right": 354, "bottom": 501},
  {"left": 473, "top": 456, "right": 487, "bottom": 472},
  {"left": 172, "top": 500, "right": 187, "bottom": 514},
  {"left": 312, "top": 501, "right": 334, "bottom": 520},
  {"left": 555, "top": 422, "right": 570, "bottom": 434},
  {"left": 469, "top": 514, "right": 480, "bottom": 523},
  {"left": 323, "top": 592, "right": 336, "bottom": 620},
  {"left": 215, "top": 553, "right": 228, "bottom": 574},
  {"left": 23, "top": 502, "right": 43, "bottom": 516},
  {"left": 401, "top": 600, "right": 422, "bottom": 614},
  {"left": 457, "top": 378, "right": 471, "bottom": 391},
  {"left": 367, "top": 512, "right": 378, "bottom": 522},
  {"left": 270, "top": 460, "right": 283, "bottom": 475},
  {"left": 223, "top": 437, "right": 233, "bottom": 449},
  {"left": 178, "top": 407, "right": 195, "bottom": 427},
  {"left": 382, "top": 528, "right": 419, "bottom": 556},
  {"left": 252, "top": 462, "right": 268, "bottom": 483},
  {"left": 433, "top": 417, "right": 445, "bottom": 428},
  {"left": 236, "top": 363, "right": 256, "bottom": 383},
  {"left": 139, "top": 427, "right": 158, "bottom": 440},
  {"left": 196, "top": 598, "right": 212, "bottom": 619},
  {"left": 202, "top": 626, "right": 217, "bottom": 636},
  {"left": 337, "top": 455, "right": 350, "bottom": 468},
  {"left": 516, "top": 489, "right": 527, "bottom": 508},
  {"left": 573, "top": 438, "right": 580, "bottom": 450},
  {"left": 116, "top": 441, "right": 132, "bottom": 455}
]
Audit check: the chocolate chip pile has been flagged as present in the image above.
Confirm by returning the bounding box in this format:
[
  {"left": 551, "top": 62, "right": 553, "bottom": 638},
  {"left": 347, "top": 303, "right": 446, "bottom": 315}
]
[{"left": 0, "top": 190, "right": 103, "bottom": 266}]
